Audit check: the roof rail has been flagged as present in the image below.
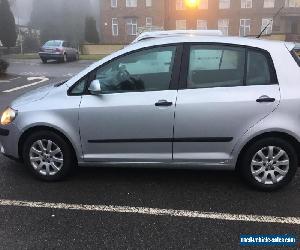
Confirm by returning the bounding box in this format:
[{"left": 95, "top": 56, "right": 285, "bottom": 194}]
[{"left": 132, "top": 30, "right": 223, "bottom": 43}]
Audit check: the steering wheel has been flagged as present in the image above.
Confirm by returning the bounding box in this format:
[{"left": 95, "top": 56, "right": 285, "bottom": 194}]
[{"left": 116, "top": 66, "right": 136, "bottom": 87}]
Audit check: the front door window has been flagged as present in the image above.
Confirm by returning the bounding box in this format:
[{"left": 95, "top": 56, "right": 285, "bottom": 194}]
[{"left": 94, "top": 46, "right": 176, "bottom": 93}]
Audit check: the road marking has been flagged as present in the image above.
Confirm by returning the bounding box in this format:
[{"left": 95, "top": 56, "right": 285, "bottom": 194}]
[
  {"left": 0, "top": 77, "right": 21, "bottom": 83},
  {"left": 0, "top": 199, "right": 299, "bottom": 225},
  {"left": 2, "top": 76, "right": 49, "bottom": 93}
]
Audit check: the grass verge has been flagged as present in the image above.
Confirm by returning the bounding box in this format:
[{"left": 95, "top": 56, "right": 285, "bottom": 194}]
[{"left": 7, "top": 53, "right": 106, "bottom": 61}]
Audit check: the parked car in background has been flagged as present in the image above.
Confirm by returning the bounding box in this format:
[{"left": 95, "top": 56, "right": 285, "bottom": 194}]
[
  {"left": 1, "top": 31, "right": 300, "bottom": 191},
  {"left": 38, "top": 40, "right": 79, "bottom": 63}
]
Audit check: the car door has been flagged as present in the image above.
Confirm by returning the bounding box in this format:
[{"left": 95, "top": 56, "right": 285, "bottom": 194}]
[
  {"left": 78, "top": 45, "right": 182, "bottom": 162},
  {"left": 173, "top": 44, "right": 280, "bottom": 164}
]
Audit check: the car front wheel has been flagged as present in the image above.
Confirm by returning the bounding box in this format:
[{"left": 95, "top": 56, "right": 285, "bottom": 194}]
[
  {"left": 239, "top": 137, "right": 298, "bottom": 191},
  {"left": 22, "top": 130, "right": 75, "bottom": 181}
]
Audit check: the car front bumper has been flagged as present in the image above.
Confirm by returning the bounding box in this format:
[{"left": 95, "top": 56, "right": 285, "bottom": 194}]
[{"left": 0, "top": 124, "right": 21, "bottom": 161}]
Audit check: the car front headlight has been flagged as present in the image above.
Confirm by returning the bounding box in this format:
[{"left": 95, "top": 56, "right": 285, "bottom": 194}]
[{"left": 0, "top": 107, "right": 17, "bottom": 125}]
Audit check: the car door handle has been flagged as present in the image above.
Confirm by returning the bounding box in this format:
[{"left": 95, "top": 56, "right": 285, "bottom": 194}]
[
  {"left": 256, "top": 96, "right": 276, "bottom": 103},
  {"left": 155, "top": 100, "right": 173, "bottom": 107}
]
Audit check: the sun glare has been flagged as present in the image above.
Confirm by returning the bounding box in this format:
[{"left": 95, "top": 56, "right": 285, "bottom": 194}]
[{"left": 185, "top": 0, "right": 199, "bottom": 8}]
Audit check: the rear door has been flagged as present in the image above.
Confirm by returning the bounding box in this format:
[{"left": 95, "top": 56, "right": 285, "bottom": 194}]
[{"left": 173, "top": 44, "right": 280, "bottom": 163}]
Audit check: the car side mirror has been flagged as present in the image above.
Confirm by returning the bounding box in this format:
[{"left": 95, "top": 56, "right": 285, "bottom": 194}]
[{"left": 88, "top": 79, "right": 102, "bottom": 95}]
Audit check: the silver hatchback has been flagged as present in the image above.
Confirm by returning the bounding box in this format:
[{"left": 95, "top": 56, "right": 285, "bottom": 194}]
[
  {"left": 39, "top": 40, "right": 79, "bottom": 63},
  {"left": 1, "top": 34, "right": 300, "bottom": 191}
]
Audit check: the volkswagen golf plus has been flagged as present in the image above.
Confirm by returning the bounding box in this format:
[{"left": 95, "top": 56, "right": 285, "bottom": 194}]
[{"left": 1, "top": 31, "right": 300, "bottom": 191}]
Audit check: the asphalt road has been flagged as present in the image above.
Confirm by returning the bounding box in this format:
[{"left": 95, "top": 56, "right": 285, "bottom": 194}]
[{"left": 0, "top": 59, "right": 299, "bottom": 249}]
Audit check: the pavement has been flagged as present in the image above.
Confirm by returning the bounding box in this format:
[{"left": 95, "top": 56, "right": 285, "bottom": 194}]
[{"left": 0, "top": 59, "right": 299, "bottom": 249}]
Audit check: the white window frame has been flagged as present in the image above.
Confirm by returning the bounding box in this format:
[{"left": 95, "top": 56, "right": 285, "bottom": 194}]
[
  {"left": 239, "top": 19, "right": 251, "bottom": 37},
  {"left": 263, "top": 0, "right": 275, "bottom": 8},
  {"left": 218, "top": 19, "right": 229, "bottom": 36},
  {"left": 197, "top": 20, "right": 207, "bottom": 30},
  {"left": 126, "top": 0, "right": 137, "bottom": 8},
  {"left": 176, "top": 20, "right": 187, "bottom": 30},
  {"left": 219, "top": 0, "right": 230, "bottom": 9},
  {"left": 111, "top": 0, "right": 117, "bottom": 8},
  {"left": 126, "top": 18, "right": 138, "bottom": 35},
  {"left": 146, "top": 17, "right": 152, "bottom": 27},
  {"left": 261, "top": 18, "right": 273, "bottom": 35},
  {"left": 199, "top": 0, "right": 208, "bottom": 9},
  {"left": 241, "top": 0, "right": 252, "bottom": 8},
  {"left": 176, "top": 0, "right": 185, "bottom": 10},
  {"left": 146, "top": 0, "right": 152, "bottom": 7},
  {"left": 285, "top": 0, "right": 300, "bottom": 7},
  {"left": 112, "top": 18, "right": 118, "bottom": 36}
]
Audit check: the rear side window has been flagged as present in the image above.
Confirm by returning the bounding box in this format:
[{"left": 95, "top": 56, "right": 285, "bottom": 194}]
[
  {"left": 246, "top": 50, "right": 272, "bottom": 85},
  {"left": 187, "top": 45, "right": 245, "bottom": 89},
  {"left": 292, "top": 48, "right": 300, "bottom": 66},
  {"left": 63, "top": 42, "right": 70, "bottom": 47}
]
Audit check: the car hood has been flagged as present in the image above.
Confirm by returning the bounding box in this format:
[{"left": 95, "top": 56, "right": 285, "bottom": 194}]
[{"left": 11, "top": 83, "right": 59, "bottom": 109}]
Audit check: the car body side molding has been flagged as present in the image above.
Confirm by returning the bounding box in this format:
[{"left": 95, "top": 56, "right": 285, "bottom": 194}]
[{"left": 88, "top": 137, "right": 233, "bottom": 143}]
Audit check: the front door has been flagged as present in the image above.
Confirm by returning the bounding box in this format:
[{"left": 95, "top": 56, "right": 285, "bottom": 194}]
[
  {"left": 79, "top": 45, "right": 181, "bottom": 162},
  {"left": 173, "top": 44, "right": 280, "bottom": 163}
]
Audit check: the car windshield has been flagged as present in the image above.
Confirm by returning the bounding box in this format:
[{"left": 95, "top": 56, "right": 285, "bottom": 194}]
[{"left": 44, "top": 41, "right": 61, "bottom": 47}]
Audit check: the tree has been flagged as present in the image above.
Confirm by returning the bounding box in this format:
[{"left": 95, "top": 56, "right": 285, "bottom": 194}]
[
  {"left": 0, "top": 0, "right": 17, "bottom": 49},
  {"left": 22, "top": 33, "right": 40, "bottom": 53},
  {"left": 84, "top": 17, "right": 99, "bottom": 44},
  {"left": 30, "top": 0, "right": 93, "bottom": 45}
]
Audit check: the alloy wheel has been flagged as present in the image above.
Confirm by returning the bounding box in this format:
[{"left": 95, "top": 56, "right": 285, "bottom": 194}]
[
  {"left": 29, "top": 139, "right": 64, "bottom": 176},
  {"left": 250, "top": 146, "right": 289, "bottom": 185}
]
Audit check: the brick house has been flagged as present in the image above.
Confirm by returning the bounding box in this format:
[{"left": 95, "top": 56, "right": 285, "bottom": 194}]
[
  {"left": 100, "top": 0, "right": 165, "bottom": 44},
  {"left": 99, "top": 0, "right": 300, "bottom": 44}
]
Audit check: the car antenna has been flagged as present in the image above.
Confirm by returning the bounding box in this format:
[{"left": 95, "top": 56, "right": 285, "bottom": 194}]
[{"left": 256, "top": 5, "right": 284, "bottom": 38}]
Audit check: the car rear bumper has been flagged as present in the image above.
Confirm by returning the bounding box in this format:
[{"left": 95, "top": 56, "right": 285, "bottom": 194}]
[{"left": 39, "top": 52, "right": 64, "bottom": 60}]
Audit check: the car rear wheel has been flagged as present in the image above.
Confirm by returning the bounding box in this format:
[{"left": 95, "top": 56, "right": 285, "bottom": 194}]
[
  {"left": 22, "top": 131, "right": 75, "bottom": 181},
  {"left": 41, "top": 58, "right": 47, "bottom": 64},
  {"left": 239, "top": 137, "right": 298, "bottom": 191},
  {"left": 60, "top": 54, "right": 67, "bottom": 63}
]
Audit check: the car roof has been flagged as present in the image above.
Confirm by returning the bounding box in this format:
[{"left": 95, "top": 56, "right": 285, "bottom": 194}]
[
  {"left": 126, "top": 35, "right": 290, "bottom": 53},
  {"left": 132, "top": 30, "right": 223, "bottom": 43}
]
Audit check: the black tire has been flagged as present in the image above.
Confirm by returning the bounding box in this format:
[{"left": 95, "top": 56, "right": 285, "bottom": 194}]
[
  {"left": 22, "top": 130, "right": 75, "bottom": 181},
  {"left": 239, "top": 137, "right": 298, "bottom": 191},
  {"left": 41, "top": 58, "right": 47, "bottom": 64}
]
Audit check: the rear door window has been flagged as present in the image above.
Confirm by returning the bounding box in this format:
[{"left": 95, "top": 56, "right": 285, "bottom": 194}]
[{"left": 187, "top": 45, "right": 245, "bottom": 89}]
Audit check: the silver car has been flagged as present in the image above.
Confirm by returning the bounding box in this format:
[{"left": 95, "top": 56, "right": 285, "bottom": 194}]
[
  {"left": 1, "top": 33, "right": 300, "bottom": 191},
  {"left": 39, "top": 40, "right": 79, "bottom": 63}
]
